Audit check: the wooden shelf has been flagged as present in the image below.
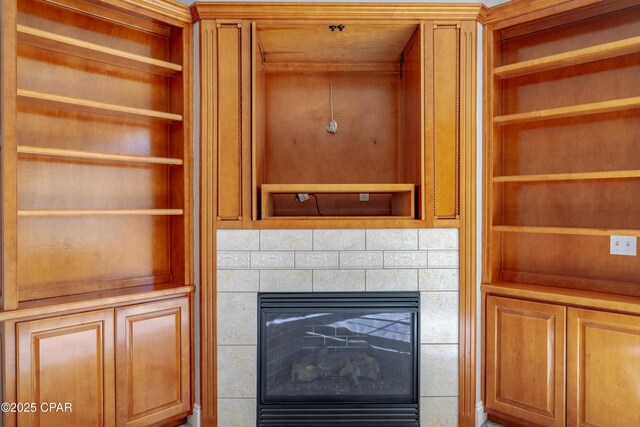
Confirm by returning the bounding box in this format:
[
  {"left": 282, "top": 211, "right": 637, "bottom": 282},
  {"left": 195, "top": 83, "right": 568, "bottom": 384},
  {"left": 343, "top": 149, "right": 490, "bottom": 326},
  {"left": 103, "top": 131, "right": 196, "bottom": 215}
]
[
  {"left": 493, "top": 225, "right": 640, "bottom": 237},
  {"left": 0, "top": 284, "right": 194, "bottom": 322},
  {"left": 493, "top": 169, "right": 640, "bottom": 183},
  {"left": 262, "top": 183, "right": 415, "bottom": 193},
  {"left": 17, "top": 90, "right": 183, "bottom": 122},
  {"left": 481, "top": 282, "right": 640, "bottom": 316},
  {"left": 494, "top": 97, "right": 640, "bottom": 125},
  {"left": 494, "top": 36, "right": 640, "bottom": 79},
  {"left": 261, "top": 183, "right": 415, "bottom": 220},
  {"left": 18, "top": 209, "right": 184, "bottom": 216},
  {"left": 18, "top": 145, "right": 183, "bottom": 165},
  {"left": 17, "top": 25, "right": 182, "bottom": 76}
]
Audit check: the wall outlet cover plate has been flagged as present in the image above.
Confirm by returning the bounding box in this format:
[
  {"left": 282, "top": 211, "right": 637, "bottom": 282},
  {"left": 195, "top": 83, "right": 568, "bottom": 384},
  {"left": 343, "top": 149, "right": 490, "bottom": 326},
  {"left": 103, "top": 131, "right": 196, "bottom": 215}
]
[{"left": 610, "top": 235, "right": 637, "bottom": 256}]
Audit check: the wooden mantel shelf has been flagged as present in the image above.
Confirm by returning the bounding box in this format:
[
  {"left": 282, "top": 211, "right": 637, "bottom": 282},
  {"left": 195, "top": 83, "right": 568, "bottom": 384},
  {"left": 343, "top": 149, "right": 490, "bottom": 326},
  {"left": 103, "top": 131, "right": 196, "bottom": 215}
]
[{"left": 482, "top": 282, "right": 640, "bottom": 316}]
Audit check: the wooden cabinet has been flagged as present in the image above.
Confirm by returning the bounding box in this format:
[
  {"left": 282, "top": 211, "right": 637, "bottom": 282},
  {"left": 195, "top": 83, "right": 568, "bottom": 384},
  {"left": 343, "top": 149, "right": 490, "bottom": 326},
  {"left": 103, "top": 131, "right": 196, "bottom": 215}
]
[
  {"left": 567, "top": 308, "right": 640, "bottom": 427},
  {"left": 483, "top": 289, "right": 640, "bottom": 426},
  {"left": 485, "top": 296, "right": 566, "bottom": 427},
  {"left": 3, "top": 297, "right": 191, "bottom": 427},
  {"left": 16, "top": 310, "right": 115, "bottom": 427},
  {"left": 116, "top": 298, "right": 191, "bottom": 427}
]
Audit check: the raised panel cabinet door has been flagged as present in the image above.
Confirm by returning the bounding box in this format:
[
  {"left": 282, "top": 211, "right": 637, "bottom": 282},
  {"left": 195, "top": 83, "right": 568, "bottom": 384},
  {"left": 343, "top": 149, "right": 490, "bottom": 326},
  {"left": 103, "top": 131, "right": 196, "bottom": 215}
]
[
  {"left": 485, "top": 296, "right": 566, "bottom": 427},
  {"left": 16, "top": 309, "right": 115, "bottom": 427},
  {"left": 568, "top": 308, "right": 640, "bottom": 427},
  {"left": 115, "top": 297, "right": 190, "bottom": 427}
]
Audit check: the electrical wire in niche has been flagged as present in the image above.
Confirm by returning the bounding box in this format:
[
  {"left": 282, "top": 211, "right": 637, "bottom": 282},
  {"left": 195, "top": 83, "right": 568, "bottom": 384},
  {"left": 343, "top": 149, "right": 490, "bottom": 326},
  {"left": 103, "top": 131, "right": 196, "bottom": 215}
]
[{"left": 295, "top": 193, "right": 324, "bottom": 216}]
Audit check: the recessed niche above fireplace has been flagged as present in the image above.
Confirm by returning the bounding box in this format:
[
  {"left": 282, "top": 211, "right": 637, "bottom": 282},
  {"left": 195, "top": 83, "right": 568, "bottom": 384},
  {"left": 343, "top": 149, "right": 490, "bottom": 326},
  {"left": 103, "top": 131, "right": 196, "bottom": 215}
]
[{"left": 257, "top": 292, "right": 420, "bottom": 426}]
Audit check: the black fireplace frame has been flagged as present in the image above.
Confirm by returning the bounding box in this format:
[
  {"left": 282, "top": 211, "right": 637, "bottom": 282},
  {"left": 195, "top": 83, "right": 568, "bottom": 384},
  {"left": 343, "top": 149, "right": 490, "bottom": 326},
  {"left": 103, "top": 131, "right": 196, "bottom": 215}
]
[{"left": 257, "top": 292, "right": 420, "bottom": 426}]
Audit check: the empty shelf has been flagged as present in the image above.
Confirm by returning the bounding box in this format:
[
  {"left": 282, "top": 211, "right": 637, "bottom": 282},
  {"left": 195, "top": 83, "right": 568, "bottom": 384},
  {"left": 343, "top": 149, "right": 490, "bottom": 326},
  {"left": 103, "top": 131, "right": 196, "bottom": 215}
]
[
  {"left": 17, "top": 25, "right": 182, "bottom": 76},
  {"left": 493, "top": 225, "right": 640, "bottom": 237},
  {"left": 494, "top": 97, "right": 640, "bottom": 125},
  {"left": 494, "top": 36, "right": 640, "bottom": 79},
  {"left": 493, "top": 170, "right": 640, "bottom": 183},
  {"left": 18, "top": 146, "right": 183, "bottom": 165},
  {"left": 18, "top": 209, "right": 184, "bottom": 216},
  {"left": 17, "top": 90, "right": 183, "bottom": 122}
]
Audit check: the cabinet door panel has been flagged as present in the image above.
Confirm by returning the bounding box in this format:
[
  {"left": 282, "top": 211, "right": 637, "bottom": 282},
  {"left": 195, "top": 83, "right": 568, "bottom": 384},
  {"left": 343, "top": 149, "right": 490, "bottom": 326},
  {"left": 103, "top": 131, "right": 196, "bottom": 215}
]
[
  {"left": 115, "top": 297, "right": 190, "bottom": 427},
  {"left": 16, "top": 309, "right": 115, "bottom": 427},
  {"left": 568, "top": 308, "right": 640, "bottom": 427},
  {"left": 485, "top": 296, "right": 565, "bottom": 427}
]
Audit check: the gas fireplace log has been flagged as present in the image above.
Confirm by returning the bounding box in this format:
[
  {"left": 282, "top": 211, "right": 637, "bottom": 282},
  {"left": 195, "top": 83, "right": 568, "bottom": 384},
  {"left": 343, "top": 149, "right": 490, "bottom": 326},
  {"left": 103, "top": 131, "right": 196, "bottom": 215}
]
[{"left": 290, "top": 349, "right": 380, "bottom": 385}]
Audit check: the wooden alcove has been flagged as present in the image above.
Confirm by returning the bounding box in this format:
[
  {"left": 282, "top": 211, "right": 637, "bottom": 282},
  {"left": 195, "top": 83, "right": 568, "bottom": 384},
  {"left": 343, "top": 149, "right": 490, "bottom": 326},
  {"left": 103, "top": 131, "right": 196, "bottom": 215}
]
[{"left": 252, "top": 22, "right": 423, "bottom": 220}]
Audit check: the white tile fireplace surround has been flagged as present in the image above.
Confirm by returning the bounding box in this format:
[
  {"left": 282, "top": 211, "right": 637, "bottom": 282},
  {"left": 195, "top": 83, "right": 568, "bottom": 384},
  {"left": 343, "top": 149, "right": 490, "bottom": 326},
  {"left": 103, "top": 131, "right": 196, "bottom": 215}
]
[{"left": 216, "top": 229, "right": 460, "bottom": 426}]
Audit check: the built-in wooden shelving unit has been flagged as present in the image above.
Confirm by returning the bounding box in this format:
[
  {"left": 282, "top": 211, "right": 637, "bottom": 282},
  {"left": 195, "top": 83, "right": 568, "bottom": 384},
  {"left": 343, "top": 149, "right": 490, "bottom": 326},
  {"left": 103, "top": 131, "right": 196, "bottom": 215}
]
[
  {"left": 1, "top": 0, "right": 193, "bottom": 424},
  {"left": 2, "top": 0, "right": 193, "bottom": 309},
  {"left": 484, "top": 1, "right": 640, "bottom": 298},
  {"left": 483, "top": 3, "right": 640, "bottom": 426},
  {"left": 17, "top": 89, "right": 183, "bottom": 122}
]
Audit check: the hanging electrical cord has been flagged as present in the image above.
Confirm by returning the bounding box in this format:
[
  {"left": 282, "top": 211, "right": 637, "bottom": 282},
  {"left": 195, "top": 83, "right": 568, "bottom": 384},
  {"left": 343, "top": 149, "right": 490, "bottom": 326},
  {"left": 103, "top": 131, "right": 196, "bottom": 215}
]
[
  {"left": 294, "top": 193, "right": 324, "bottom": 216},
  {"left": 309, "top": 194, "right": 324, "bottom": 216},
  {"left": 326, "top": 81, "right": 338, "bottom": 134}
]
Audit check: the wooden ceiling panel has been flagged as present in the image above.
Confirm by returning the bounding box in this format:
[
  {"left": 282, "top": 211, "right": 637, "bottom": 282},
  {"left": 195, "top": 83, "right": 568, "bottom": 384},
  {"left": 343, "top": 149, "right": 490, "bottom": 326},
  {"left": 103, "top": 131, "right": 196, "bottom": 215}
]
[{"left": 257, "top": 23, "right": 418, "bottom": 64}]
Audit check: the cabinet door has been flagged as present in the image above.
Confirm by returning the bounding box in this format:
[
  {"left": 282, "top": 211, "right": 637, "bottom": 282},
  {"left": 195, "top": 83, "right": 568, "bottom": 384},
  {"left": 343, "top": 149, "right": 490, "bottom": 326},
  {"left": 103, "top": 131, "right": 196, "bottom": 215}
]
[
  {"left": 16, "top": 309, "right": 115, "bottom": 427},
  {"left": 485, "top": 296, "right": 566, "bottom": 427},
  {"left": 115, "top": 297, "right": 190, "bottom": 427},
  {"left": 568, "top": 308, "right": 640, "bottom": 426}
]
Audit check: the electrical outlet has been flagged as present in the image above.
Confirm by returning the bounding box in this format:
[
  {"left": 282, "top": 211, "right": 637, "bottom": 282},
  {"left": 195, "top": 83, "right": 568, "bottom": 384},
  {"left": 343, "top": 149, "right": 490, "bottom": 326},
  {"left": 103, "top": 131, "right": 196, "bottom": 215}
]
[
  {"left": 295, "top": 193, "right": 309, "bottom": 203},
  {"left": 359, "top": 193, "right": 369, "bottom": 202},
  {"left": 610, "top": 236, "right": 637, "bottom": 256}
]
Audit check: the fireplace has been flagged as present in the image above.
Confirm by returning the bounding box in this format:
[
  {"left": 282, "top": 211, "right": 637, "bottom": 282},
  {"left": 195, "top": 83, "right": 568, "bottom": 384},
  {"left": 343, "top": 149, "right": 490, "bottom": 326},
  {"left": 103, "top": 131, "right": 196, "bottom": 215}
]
[{"left": 257, "top": 292, "right": 420, "bottom": 426}]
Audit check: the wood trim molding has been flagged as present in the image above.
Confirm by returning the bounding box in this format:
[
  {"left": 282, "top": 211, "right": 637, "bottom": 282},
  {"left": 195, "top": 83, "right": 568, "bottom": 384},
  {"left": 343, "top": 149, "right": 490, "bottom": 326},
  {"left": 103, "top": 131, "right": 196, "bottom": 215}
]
[
  {"left": 458, "top": 20, "right": 478, "bottom": 427},
  {"left": 199, "top": 19, "right": 218, "bottom": 427},
  {"left": 191, "top": 2, "right": 486, "bottom": 22},
  {"left": 100, "top": 0, "right": 192, "bottom": 24},
  {"left": 484, "top": 0, "right": 627, "bottom": 29},
  {"left": 1, "top": 0, "right": 18, "bottom": 311}
]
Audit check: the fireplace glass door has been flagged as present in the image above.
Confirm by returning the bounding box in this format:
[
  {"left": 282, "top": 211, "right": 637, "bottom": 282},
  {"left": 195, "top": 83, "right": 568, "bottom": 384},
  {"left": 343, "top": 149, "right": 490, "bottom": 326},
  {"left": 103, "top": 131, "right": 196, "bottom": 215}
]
[{"left": 258, "top": 292, "right": 419, "bottom": 426}]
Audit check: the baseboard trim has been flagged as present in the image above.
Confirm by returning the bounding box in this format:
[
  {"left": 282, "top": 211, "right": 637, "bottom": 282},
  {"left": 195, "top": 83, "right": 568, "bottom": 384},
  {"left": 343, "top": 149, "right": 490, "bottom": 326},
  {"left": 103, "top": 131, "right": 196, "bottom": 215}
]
[
  {"left": 476, "top": 401, "right": 487, "bottom": 427},
  {"left": 186, "top": 404, "right": 201, "bottom": 427}
]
